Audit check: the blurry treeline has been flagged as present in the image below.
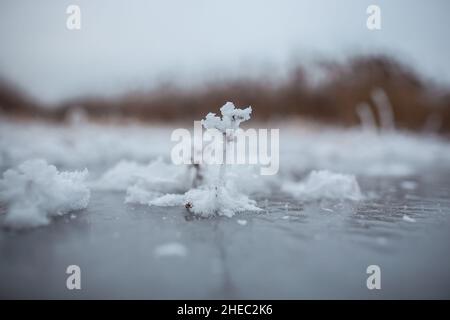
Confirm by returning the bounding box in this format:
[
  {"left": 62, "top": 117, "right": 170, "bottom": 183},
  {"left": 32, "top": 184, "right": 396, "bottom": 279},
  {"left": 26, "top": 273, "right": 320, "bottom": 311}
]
[{"left": 1, "top": 54, "right": 450, "bottom": 133}]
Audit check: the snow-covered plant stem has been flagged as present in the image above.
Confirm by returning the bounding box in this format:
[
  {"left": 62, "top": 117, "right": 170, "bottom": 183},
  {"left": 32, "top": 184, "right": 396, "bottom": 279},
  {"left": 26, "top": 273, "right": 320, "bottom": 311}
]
[
  {"left": 138, "top": 102, "right": 260, "bottom": 217},
  {"left": 215, "top": 131, "right": 230, "bottom": 210},
  {"left": 192, "top": 102, "right": 252, "bottom": 215}
]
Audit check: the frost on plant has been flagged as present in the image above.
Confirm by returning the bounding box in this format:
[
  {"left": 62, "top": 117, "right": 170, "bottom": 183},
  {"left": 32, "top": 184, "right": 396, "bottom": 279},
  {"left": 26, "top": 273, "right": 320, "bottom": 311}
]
[
  {"left": 126, "top": 101, "right": 262, "bottom": 217},
  {"left": 202, "top": 101, "right": 252, "bottom": 132},
  {"left": 0, "top": 159, "right": 90, "bottom": 229}
]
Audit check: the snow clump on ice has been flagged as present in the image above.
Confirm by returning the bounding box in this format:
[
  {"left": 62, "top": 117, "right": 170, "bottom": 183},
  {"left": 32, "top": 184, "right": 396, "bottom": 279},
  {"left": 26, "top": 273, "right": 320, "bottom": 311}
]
[
  {"left": 0, "top": 159, "right": 90, "bottom": 229},
  {"left": 282, "top": 170, "right": 363, "bottom": 201}
]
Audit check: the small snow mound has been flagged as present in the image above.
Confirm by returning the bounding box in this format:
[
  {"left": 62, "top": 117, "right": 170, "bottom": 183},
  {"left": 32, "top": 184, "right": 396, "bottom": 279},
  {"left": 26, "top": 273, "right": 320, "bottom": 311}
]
[
  {"left": 95, "top": 158, "right": 193, "bottom": 193},
  {"left": 148, "top": 193, "right": 185, "bottom": 206},
  {"left": 237, "top": 219, "right": 248, "bottom": 226},
  {"left": 127, "top": 185, "right": 262, "bottom": 218},
  {"left": 184, "top": 186, "right": 261, "bottom": 217},
  {"left": 282, "top": 170, "right": 362, "bottom": 201},
  {"left": 0, "top": 159, "right": 90, "bottom": 229},
  {"left": 402, "top": 215, "right": 416, "bottom": 223},
  {"left": 154, "top": 242, "right": 188, "bottom": 258}
]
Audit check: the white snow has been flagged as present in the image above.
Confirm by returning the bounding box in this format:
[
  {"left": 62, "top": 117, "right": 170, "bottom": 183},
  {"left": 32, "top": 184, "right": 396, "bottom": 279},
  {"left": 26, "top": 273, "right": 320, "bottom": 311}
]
[
  {"left": 96, "top": 159, "right": 272, "bottom": 198},
  {"left": 96, "top": 157, "right": 194, "bottom": 193},
  {"left": 400, "top": 181, "right": 418, "bottom": 190},
  {"left": 402, "top": 215, "right": 416, "bottom": 223},
  {"left": 125, "top": 102, "right": 261, "bottom": 217},
  {"left": 201, "top": 102, "right": 252, "bottom": 132},
  {"left": 148, "top": 193, "right": 185, "bottom": 207},
  {"left": 119, "top": 164, "right": 265, "bottom": 217},
  {"left": 154, "top": 242, "right": 188, "bottom": 258},
  {"left": 0, "top": 121, "right": 172, "bottom": 169},
  {"left": 0, "top": 159, "right": 90, "bottom": 229},
  {"left": 2, "top": 120, "right": 450, "bottom": 179},
  {"left": 2, "top": 115, "right": 450, "bottom": 222},
  {"left": 282, "top": 170, "right": 363, "bottom": 201},
  {"left": 280, "top": 125, "right": 450, "bottom": 177},
  {"left": 132, "top": 185, "right": 261, "bottom": 217},
  {"left": 184, "top": 186, "right": 261, "bottom": 217},
  {"left": 237, "top": 219, "right": 248, "bottom": 226}
]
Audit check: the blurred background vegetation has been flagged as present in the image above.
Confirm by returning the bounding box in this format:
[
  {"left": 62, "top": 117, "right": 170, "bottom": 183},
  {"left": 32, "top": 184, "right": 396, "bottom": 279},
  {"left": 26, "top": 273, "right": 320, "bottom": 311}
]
[{"left": 1, "top": 54, "right": 449, "bottom": 133}]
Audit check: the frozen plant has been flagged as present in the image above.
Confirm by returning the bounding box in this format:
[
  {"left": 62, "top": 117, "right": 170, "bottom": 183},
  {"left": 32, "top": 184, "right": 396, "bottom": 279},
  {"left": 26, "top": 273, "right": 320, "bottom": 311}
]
[
  {"left": 183, "top": 102, "right": 259, "bottom": 216},
  {"left": 199, "top": 102, "right": 252, "bottom": 196},
  {"left": 0, "top": 159, "right": 90, "bottom": 229},
  {"left": 127, "top": 102, "right": 262, "bottom": 217}
]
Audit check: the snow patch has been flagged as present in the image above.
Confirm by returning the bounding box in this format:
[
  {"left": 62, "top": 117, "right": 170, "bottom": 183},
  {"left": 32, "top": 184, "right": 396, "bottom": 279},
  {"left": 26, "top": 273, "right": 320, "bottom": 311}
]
[
  {"left": 402, "top": 215, "right": 416, "bottom": 223},
  {"left": 400, "top": 181, "right": 418, "bottom": 190},
  {"left": 95, "top": 158, "right": 193, "bottom": 193},
  {"left": 282, "top": 170, "right": 362, "bottom": 201},
  {"left": 0, "top": 159, "right": 90, "bottom": 229},
  {"left": 237, "top": 219, "right": 248, "bottom": 226},
  {"left": 129, "top": 185, "right": 261, "bottom": 218}
]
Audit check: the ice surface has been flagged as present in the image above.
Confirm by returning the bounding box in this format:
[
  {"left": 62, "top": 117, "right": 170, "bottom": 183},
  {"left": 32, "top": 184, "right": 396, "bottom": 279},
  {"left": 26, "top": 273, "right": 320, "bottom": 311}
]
[
  {"left": 154, "top": 242, "right": 188, "bottom": 258},
  {"left": 0, "top": 159, "right": 90, "bottom": 229},
  {"left": 282, "top": 170, "right": 363, "bottom": 201},
  {"left": 1, "top": 120, "right": 450, "bottom": 298}
]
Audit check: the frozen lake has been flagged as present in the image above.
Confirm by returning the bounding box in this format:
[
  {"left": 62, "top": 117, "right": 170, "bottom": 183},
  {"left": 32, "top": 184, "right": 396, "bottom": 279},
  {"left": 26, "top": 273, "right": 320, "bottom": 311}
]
[
  {"left": 0, "top": 121, "right": 450, "bottom": 299},
  {"left": 1, "top": 173, "right": 449, "bottom": 299}
]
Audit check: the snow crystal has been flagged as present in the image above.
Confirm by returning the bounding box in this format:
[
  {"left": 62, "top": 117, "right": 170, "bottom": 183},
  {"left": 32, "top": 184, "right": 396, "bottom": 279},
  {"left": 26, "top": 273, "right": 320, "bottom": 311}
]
[
  {"left": 154, "top": 242, "right": 188, "bottom": 258},
  {"left": 282, "top": 170, "right": 362, "bottom": 201},
  {"left": 0, "top": 159, "right": 90, "bottom": 229}
]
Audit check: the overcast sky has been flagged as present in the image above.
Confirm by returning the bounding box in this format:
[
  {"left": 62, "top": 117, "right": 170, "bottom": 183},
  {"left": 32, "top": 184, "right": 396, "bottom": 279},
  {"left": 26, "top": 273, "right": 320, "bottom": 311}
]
[{"left": 0, "top": 0, "right": 449, "bottom": 104}]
